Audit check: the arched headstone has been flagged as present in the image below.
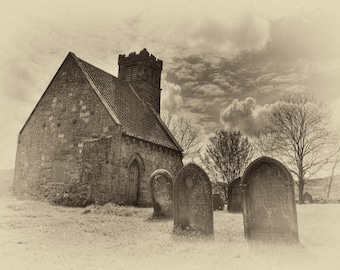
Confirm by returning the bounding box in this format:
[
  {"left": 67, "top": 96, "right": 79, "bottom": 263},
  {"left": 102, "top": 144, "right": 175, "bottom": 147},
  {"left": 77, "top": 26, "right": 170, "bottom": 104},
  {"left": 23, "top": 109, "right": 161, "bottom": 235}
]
[
  {"left": 149, "top": 169, "right": 173, "bottom": 218},
  {"left": 227, "top": 177, "right": 242, "bottom": 213},
  {"left": 174, "top": 163, "right": 213, "bottom": 235},
  {"left": 303, "top": 192, "right": 313, "bottom": 204},
  {"left": 241, "top": 157, "right": 298, "bottom": 242}
]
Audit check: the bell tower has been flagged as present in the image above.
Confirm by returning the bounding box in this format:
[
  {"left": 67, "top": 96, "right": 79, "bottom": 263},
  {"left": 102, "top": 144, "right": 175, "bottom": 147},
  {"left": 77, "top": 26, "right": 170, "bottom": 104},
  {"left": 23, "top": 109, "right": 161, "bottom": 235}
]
[{"left": 118, "top": 49, "right": 163, "bottom": 113}]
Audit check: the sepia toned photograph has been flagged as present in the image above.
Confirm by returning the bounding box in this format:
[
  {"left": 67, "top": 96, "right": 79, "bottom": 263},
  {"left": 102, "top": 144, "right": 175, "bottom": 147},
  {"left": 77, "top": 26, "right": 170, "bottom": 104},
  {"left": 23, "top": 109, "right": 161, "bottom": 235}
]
[{"left": 1, "top": 0, "right": 340, "bottom": 269}]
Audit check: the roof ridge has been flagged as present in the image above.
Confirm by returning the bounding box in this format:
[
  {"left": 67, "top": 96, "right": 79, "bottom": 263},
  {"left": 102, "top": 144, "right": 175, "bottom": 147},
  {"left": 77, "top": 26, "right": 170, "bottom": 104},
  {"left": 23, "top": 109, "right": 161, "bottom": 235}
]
[{"left": 72, "top": 53, "right": 118, "bottom": 80}]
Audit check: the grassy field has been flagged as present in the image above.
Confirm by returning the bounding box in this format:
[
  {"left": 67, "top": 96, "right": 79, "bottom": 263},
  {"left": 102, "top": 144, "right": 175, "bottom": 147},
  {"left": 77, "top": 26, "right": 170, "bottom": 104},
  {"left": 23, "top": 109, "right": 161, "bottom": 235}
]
[{"left": 1, "top": 171, "right": 340, "bottom": 270}]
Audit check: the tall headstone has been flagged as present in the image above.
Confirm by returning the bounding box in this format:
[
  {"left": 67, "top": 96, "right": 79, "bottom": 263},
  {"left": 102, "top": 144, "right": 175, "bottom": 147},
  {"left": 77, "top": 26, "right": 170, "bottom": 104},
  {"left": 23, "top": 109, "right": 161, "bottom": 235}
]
[
  {"left": 241, "top": 157, "right": 298, "bottom": 242},
  {"left": 227, "top": 177, "right": 242, "bottom": 213},
  {"left": 174, "top": 163, "right": 213, "bottom": 235},
  {"left": 149, "top": 169, "right": 173, "bottom": 218}
]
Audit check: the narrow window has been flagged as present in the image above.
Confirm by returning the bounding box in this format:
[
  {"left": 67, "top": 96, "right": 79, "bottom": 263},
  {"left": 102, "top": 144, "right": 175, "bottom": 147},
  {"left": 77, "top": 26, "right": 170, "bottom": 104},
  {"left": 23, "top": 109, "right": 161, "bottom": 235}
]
[
  {"left": 125, "top": 66, "right": 131, "bottom": 81},
  {"left": 131, "top": 65, "right": 137, "bottom": 80}
]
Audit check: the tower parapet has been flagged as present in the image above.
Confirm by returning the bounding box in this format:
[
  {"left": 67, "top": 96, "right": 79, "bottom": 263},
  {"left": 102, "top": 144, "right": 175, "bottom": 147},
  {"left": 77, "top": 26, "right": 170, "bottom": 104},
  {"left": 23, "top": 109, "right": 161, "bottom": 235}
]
[
  {"left": 118, "top": 49, "right": 163, "bottom": 113},
  {"left": 118, "top": 49, "right": 163, "bottom": 70}
]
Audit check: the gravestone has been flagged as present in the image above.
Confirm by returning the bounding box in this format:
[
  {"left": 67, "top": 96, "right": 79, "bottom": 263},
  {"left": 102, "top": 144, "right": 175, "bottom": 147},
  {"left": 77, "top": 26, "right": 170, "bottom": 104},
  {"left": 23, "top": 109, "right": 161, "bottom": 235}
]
[
  {"left": 212, "top": 194, "right": 224, "bottom": 211},
  {"left": 227, "top": 177, "right": 242, "bottom": 213},
  {"left": 174, "top": 163, "right": 213, "bottom": 235},
  {"left": 241, "top": 157, "right": 298, "bottom": 242},
  {"left": 303, "top": 192, "right": 313, "bottom": 204},
  {"left": 149, "top": 169, "right": 174, "bottom": 218}
]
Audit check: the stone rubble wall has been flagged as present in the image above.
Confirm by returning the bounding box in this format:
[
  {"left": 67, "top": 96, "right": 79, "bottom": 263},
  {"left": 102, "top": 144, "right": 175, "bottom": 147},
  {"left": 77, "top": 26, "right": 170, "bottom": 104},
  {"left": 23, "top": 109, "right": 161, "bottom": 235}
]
[{"left": 13, "top": 54, "right": 120, "bottom": 204}]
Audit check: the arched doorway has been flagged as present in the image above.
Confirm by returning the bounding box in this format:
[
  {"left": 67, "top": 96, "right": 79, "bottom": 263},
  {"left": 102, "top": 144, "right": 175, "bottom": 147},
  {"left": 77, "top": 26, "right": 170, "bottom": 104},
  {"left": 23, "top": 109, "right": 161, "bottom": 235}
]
[{"left": 127, "top": 159, "right": 139, "bottom": 205}]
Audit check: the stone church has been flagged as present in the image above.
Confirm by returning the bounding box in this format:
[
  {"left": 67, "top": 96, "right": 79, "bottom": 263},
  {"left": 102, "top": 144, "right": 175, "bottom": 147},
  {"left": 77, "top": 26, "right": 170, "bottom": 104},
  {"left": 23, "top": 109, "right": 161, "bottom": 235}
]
[{"left": 13, "top": 49, "right": 183, "bottom": 207}]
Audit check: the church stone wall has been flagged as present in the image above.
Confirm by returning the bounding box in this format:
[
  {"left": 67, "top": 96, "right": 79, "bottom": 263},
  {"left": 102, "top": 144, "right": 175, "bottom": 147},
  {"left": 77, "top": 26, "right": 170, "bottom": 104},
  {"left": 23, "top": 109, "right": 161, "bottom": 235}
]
[
  {"left": 13, "top": 55, "right": 120, "bottom": 203},
  {"left": 121, "top": 136, "right": 183, "bottom": 206},
  {"left": 75, "top": 135, "right": 183, "bottom": 207}
]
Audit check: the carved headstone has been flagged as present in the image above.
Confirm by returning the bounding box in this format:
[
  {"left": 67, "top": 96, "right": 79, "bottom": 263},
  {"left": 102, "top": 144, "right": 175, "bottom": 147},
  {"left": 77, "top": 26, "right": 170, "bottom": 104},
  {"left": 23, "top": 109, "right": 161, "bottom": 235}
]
[
  {"left": 174, "top": 163, "right": 213, "bottom": 235},
  {"left": 149, "top": 169, "right": 173, "bottom": 218},
  {"left": 241, "top": 157, "right": 299, "bottom": 242},
  {"left": 227, "top": 177, "right": 242, "bottom": 213}
]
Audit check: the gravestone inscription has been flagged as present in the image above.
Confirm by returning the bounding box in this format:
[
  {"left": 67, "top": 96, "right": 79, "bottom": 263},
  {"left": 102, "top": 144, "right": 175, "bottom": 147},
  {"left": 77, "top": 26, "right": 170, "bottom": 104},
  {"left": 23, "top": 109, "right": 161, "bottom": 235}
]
[
  {"left": 174, "top": 163, "right": 213, "bottom": 235},
  {"left": 149, "top": 169, "right": 173, "bottom": 218},
  {"left": 227, "top": 177, "right": 242, "bottom": 213},
  {"left": 241, "top": 157, "right": 299, "bottom": 242}
]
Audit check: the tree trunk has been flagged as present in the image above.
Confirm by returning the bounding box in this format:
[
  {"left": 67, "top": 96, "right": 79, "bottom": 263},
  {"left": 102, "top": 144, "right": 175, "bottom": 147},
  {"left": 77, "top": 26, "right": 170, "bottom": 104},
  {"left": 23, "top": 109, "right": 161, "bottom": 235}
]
[
  {"left": 326, "top": 150, "right": 339, "bottom": 198},
  {"left": 297, "top": 160, "right": 305, "bottom": 204},
  {"left": 224, "top": 185, "right": 228, "bottom": 202},
  {"left": 298, "top": 179, "right": 304, "bottom": 204},
  {"left": 327, "top": 176, "right": 333, "bottom": 198}
]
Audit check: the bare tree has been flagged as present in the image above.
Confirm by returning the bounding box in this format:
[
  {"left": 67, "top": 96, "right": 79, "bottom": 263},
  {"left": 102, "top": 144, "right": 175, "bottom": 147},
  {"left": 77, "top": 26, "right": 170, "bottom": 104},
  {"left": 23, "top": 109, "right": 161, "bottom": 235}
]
[
  {"left": 161, "top": 112, "right": 201, "bottom": 162},
  {"left": 259, "top": 94, "right": 333, "bottom": 204},
  {"left": 326, "top": 146, "right": 340, "bottom": 198},
  {"left": 201, "top": 130, "right": 253, "bottom": 197},
  {"left": 199, "top": 152, "right": 226, "bottom": 197}
]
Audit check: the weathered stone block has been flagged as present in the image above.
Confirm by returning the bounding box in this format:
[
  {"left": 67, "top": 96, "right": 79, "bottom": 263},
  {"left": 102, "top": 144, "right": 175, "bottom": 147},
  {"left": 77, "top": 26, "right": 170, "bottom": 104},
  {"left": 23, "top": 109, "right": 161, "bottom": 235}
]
[
  {"left": 212, "top": 194, "right": 224, "bottom": 211},
  {"left": 227, "top": 177, "right": 242, "bottom": 213},
  {"left": 241, "top": 157, "right": 299, "bottom": 242},
  {"left": 174, "top": 163, "right": 213, "bottom": 235},
  {"left": 149, "top": 169, "right": 173, "bottom": 218}
]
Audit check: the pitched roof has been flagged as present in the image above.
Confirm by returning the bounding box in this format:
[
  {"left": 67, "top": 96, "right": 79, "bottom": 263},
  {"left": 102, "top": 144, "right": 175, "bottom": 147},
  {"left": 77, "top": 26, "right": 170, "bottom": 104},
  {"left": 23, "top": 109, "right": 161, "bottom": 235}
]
[{"left": 71, "top": 52, "right": 182, "bottom": 152}]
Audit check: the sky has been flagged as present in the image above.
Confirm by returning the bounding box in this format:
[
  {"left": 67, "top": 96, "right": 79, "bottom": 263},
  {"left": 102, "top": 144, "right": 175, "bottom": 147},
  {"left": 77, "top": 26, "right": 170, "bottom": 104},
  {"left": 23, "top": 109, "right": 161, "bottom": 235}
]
[{"left": 1, "top": 0, "right": 340, "bottom": 170}]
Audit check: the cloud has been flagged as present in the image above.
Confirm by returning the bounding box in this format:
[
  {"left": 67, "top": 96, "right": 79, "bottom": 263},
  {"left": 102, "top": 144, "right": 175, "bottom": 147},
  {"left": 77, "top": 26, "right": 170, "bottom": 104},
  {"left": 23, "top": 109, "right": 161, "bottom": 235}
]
[
  {"left": 220, "top": 97, "right": 272, "bottom": 136},
  {"left": 161, "top": 81, "right": 183, "bottom": 114},
  {"left": 182, "top": 97, "right": 209, "bottom": 114},
  {"left": 210, "top": 73, "right": 231, "bottom": 88},
  {"left": 193, "top": 84, "right": 224, "bottom": 97},
  {"left": 270, "top": 73, "right": 299, "bottom": 84},
  {"left": 166, "top": 57, "right": 211, "bottom": 84},
  {"left": 181, "top": 81, "right": 199, "bottom": 90},
  {"left": 189, "top": 9, "right": 270, "bottom": 56},
  {"left": 261, "top": 6, "right": 340, "bottom": 61},
  {"left": 255, "top": 72, "right": 276, "bottom": 84},
  {"left": 172, "top": 67, "right": 197, "bottom": 82}
]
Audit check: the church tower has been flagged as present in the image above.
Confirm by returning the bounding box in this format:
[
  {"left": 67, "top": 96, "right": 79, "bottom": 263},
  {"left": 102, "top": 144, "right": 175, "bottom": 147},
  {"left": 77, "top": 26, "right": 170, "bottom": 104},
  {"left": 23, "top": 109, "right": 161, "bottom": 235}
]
[{"left": 118, "top": 49, "right": 163, "bottom": 113}]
